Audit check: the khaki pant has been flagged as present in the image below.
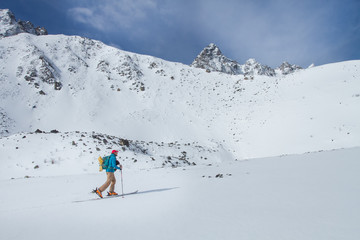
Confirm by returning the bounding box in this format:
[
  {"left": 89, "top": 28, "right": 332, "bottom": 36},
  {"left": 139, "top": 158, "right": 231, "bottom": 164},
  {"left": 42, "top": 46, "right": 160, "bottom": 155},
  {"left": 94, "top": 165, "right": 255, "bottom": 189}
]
[{"left": 99, "top": 172, "right": 116, "bottom": 193}]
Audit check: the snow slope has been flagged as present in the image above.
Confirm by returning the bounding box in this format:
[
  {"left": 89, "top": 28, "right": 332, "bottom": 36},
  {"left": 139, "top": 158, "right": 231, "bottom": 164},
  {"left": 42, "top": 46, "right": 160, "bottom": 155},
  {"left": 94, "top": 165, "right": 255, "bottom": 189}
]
[{"left": 0, "top": 147, "right": 359, "bottom": 240}]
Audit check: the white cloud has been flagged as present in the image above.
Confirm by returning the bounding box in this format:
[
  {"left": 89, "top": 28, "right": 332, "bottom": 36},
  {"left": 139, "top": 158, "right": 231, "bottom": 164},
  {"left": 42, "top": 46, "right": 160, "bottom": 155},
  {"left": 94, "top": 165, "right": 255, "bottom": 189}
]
[
  {"left": 67, "top": 0, "right": 158, "bottom": 31},
  {"left": 67, "top": 7, "right": 93, "bottom": 24}
]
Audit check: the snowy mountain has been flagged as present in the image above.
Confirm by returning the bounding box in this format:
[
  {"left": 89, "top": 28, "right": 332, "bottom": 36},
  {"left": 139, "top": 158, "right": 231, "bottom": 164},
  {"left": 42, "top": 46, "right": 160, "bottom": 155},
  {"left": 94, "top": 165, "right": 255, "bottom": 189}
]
[
  {"left": 0, "top": 9, "right": 359, "bottom": 179},
  {"left": 0, "top": 9, "right": 47, "bottom": 38}
]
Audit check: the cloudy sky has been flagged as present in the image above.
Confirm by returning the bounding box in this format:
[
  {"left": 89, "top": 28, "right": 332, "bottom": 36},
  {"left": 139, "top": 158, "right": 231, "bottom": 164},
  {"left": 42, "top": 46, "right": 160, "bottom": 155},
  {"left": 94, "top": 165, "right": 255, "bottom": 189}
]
[{"left": 1, "top": 0, "right": 359, "bottom": 68}]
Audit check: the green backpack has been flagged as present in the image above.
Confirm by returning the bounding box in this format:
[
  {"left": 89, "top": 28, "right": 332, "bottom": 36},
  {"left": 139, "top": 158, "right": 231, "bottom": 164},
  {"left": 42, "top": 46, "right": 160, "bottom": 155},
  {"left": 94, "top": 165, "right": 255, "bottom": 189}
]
[{"left": 98, "top": 155, "right": 111, "bottom": 171}]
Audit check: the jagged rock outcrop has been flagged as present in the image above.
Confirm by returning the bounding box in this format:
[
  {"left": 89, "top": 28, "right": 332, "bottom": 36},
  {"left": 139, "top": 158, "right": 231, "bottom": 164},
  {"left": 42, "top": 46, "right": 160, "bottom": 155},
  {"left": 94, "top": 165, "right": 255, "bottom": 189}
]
[
  {"left": 0, "top": 9, "right": 48, "bottom": 39},
  {"left": 242, "top": 58, "right": 276, "bottom": 77},
  {"left": 190, "top": 43, "right": 243, "bottom": 75}
]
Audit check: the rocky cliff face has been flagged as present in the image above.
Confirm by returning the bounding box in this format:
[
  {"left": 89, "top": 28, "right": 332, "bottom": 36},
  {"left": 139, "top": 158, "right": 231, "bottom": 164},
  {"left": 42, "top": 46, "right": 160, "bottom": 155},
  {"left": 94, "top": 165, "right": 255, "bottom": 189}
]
[{"left": 0, "top": 9, "right": 48, "bottom": 39}]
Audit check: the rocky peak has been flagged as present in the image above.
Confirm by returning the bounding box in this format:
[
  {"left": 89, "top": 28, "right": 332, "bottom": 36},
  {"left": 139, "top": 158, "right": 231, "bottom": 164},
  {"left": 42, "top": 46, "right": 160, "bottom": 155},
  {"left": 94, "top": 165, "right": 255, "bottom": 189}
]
[
  {"left": 200, "top": 43, "right": 222, "bottom": 56},
  {"left": 190, "top": 43, "right": 243, "bottom": 75},
  {"left": 0, "top": 9, "right": 48, "bottom": 39},
  {"left": 276, "top": 62, "right": 303, "bottom": 75}
]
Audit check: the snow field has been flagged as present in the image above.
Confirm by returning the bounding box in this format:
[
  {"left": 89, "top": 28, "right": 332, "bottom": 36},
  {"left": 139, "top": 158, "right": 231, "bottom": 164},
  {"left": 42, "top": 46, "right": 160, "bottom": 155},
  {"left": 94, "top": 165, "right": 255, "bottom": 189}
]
[{"left": 1, "top": 147, "right": 359, "bottom": 240}]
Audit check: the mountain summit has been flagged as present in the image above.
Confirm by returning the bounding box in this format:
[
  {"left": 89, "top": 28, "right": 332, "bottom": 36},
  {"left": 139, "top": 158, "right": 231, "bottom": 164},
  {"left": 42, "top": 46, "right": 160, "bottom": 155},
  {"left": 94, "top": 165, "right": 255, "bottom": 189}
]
[{"left": 0, "top": 9, "right": 47, "bottom": 39}]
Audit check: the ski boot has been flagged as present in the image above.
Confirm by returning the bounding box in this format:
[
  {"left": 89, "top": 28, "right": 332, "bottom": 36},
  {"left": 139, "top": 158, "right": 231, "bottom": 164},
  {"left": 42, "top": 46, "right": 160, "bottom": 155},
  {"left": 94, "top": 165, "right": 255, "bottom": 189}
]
[
  {"left": 95, "top": 188, "right": 103, "bottom": 198},
  {"left": 107, "top": 191, "right": 118, "bottom": 196}
]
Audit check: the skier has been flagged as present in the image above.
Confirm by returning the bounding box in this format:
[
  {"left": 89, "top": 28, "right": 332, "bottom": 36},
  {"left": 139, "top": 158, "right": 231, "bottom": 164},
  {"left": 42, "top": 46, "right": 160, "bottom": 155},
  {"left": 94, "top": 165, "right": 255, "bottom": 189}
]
[{"left": 95, "top": 150, "right": 122, "bottom": 198}]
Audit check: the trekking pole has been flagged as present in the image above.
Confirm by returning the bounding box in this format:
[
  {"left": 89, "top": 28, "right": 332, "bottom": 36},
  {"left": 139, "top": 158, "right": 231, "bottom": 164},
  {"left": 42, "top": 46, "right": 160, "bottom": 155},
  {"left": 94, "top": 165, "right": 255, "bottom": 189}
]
[{"left": 120, "top": 168, "right": 124, "bottom": 198}]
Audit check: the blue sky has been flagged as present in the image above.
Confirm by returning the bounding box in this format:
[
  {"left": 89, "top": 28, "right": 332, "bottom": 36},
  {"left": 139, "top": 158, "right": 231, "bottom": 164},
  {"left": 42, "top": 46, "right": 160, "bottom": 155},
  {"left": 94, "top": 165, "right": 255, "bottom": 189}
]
[{"left": 1, "top": 0, "right": 359, "bottom": 68}]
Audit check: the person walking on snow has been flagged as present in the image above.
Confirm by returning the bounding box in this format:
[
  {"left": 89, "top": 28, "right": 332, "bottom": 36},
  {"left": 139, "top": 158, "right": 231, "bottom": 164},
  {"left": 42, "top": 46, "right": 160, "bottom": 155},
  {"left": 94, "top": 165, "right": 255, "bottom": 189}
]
[{"left": 95, "top": 150, "right": 122, "bottom": 198}]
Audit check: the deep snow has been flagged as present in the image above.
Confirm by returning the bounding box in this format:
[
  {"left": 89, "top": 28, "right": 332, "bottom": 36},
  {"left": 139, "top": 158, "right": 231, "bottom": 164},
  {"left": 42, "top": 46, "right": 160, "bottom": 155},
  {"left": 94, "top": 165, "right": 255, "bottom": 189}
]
[{"left": 0, "top": 147, "right": 359, "bottom": 240}]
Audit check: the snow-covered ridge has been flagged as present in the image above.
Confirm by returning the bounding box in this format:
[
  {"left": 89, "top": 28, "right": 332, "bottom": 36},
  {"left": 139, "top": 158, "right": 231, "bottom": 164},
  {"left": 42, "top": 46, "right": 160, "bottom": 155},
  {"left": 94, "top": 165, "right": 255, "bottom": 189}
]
[{"left": 0, "top": 9, "right": 47, "bottom": 38}]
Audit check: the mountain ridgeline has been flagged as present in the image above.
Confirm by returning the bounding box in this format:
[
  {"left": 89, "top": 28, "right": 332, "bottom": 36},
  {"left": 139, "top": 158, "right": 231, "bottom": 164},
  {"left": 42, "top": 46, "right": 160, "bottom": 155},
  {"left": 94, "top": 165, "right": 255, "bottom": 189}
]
[
  {"left": 191, "top": 43, "right": 303, "bottom": 76},
  {"left": 1, "top": 9, "right": 301, "bottom": 77}
]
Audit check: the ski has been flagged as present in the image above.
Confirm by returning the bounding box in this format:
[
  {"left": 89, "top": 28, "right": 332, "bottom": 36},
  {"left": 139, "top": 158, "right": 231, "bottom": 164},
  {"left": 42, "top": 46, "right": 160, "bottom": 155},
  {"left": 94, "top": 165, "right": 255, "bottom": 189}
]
[
  {"left": 107, "top": 190, "right": 139, "bottom": 198},
  {"left": 73, "top": 190, "right": 139, "bottom": 203}
]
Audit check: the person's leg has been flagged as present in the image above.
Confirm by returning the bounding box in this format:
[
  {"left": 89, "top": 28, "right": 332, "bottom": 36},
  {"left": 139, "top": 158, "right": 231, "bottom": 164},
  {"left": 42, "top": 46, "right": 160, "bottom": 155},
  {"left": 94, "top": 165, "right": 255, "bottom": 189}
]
[
  {"left": 99, "top": 172, "right": 112, "bottom": 192},
  {"left": 109, "top": 172, "right": 116, "bottom": 193}
]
